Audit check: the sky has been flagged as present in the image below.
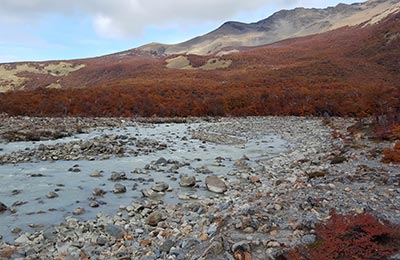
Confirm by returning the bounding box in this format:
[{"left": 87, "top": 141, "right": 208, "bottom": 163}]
[{"left": 0, "top": 0, "right": 359, "bottom": 63}]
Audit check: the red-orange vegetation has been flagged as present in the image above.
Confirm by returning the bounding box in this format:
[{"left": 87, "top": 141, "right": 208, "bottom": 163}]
[
  {"left": 381, "top": 141, "right": 400, "bottom": 164},
  {"left": 287, "top": 212, "right": 400, "bottom": 260},
  {"left": 0, "top": 13, "right": 399, "bottom": 118}
]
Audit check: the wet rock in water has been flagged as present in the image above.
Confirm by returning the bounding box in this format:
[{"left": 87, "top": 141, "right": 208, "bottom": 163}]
[
  {"left": 205, "top": 176, "right": 227, "bottom": 193},
  {"left": 109, "top": 172, "right": 127, "bottom": 181},
  {"left": 92, "top": 188, "right": 106, "bottom": 196},
  {"left": 72, "top": 207, "right": 85, "bottom": 215},
  {"left": 331, "top": 155, "right": 347, "bottom": 164},
  {"left": 30, "top": 173, "right": 45, "bottom": 177},
  {"left": 113, "top": 184, "right": 127, "bottom": 193},
  {"left": 46, "top": 191, "right": 59, "bottom": 199},
  {"left": 14, "top": 234, "right": 30, "bottom": 244},
  {"left": 0, "top": 202, "right": 8, "bottom": 212},
  {"left": 11, "top": 189, "right": 22, "bottom": 195},
  {"left": 180, "top": 174, "right": 196, "bottom": 187},
  {"left": 155, "top": 157, "right": 168, "bottom": 165},
  {"left": 147, "top": 211, "right": 164, "bottom": 226},
  {"left": 141, "top": 189, "right": 158, "bottom": 198},
  {"left": 90, "top": 170, "right": 103, "bottom": 177},
  {"left": 12, "top": 201, "right": 27, "bottom": 207},
  {"left": 151, "top": 182, "right": 169, "bottom": 192},
  {"left": 89, "top": 202, "right": 100, "bottom": 208}
]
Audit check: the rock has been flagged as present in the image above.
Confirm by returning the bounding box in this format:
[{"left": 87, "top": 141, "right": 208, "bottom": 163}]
[
  {"left": 109, "top": 172, "right": 127, "bottom": 181},
  {"left": 205, "top": 176, "right": 227, "bottom": 193},
  {"left": 46, "top": 191, "right": 59, "bottom": 199},
  {"left": 249, "top": 175, "right": 261, "bottom": 183},
  {"left": 141, "top": 189, "right": 157, "bottom": 198},
  {"left": 180, "top": 175, "right": 196, "bottom": 187},
  {"left": 274, "top": 204, "right": 282, "bottom": 211},
  {"left": 89, "top": 202, "right": 100, "bottom": 208},
  {"left": 301, "top": 234, "right": 316, "bottom": 244},
  {"left": 92, "top": 188, "right": 106, "bottom": 196},
  {"left": 307, "top": 171, "right": 328, "bottom": 179},
  {"left": 344, "top": 187, "right": 351, "bottom": 192},
  {"left": 160, "top": 239, "right": 175, "bottom": 253},
  {"left": 96, "top": 236, "right": 107, "bottom": 246},
  {"left": 267, "top": 241, "right": 280, "bottom": 248},
  {"left": 113, "top": 184, "right": 127, "bottom": 193},
  {"left": 331, "top": 155, "right": 347, "bottom": 164},
  {"left": 0, "top": 202, "right": 8, "bottom": 212},
  {"left": 105, "top": 224, "right": 125, "bottom": 239},
  {"left": 11, "top": 227, "right": 22, "bottom": 234},
  {"left": 72, "top": 207, "right": 85, "bottom": 215},
  {"left": 155, "top": 157, "right": 168, "bottom": 165},
  {"left": 151, "top": 182, "right": 169, "bottom": 192},
  {"left": 147, "top": 211, "right": 164, "bottom": 226},
  {"left": 14, "top": 234, "right": 30, "bottom": 244},
  {"left": 90, "top": 170, "right": 103, "bottom": 177}
]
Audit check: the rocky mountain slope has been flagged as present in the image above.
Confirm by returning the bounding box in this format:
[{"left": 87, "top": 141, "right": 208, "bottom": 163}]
[{"left": 138, "top": 0, "right": 400, "bottom": 55}]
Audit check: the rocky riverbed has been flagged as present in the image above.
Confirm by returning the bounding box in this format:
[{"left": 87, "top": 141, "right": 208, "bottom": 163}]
[{"left": 0, "top": 116, "right": 399, "bottom": 259}]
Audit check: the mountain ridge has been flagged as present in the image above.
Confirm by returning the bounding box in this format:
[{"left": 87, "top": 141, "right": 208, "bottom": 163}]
[{"left": 138, "top": 0, "right": 400, "bottom": 56}]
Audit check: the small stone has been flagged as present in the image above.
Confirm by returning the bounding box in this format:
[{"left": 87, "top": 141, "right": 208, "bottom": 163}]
[
  {"left": 113, "top": 183, "right": 127, "bottom": 193},
  {"left": 141, "top": 189, "right": 158, "bottom": 198},
  {"left": 90, "top": 170, "right": 103, "bottom": 177},
  {"left": 344, "top": 187, "right": 351, "bottom": 192},
  {"left": 0, "top": 202, "right": 8, "bottom": 212},
  {"left": 96, "top": 236, "right": 107, "bottom": 246},
  {"left": 105, "top": 224, "right": 125, "bottom": 239},
  {"left": 11, "top": 227, "right": 22, "bottom": 234},
  {"left": 249, "top": 175, "right": 261, "bottom": 183},
  {"left": 267, "top": 241, "right": 280, "bottom": 248},
  {"left": 46, "top": 191, "right": 59, "bottom": 199},
  {"left": 274, "top": 204, "right": 282, "bottom": 211},
  {"left": 301, "top": 234, "right": 316, "bottom": 244},
  {"left": 331, "top": 155, "right": 347, "bottom": 164},
  {"left": 160, "top": 239, "right": 175, "bottom": 253},
  {"left": 109, "top": 172, "right": 127, "bottom": 181},
  {"left": 89, "top": 202, "right": 100, "bottom": 208},
  {"left": 151, "top": 182, "right": 169, "bottom": 192},
  {"left": 14, "top": 234, "right": 30, "bottom": 244},
  {"left": 147, "top": 211, "right": 164, "bottom": 226},
  {"left": 72, "top": 207, "right": 85, "bottom": 215},
  {"left": 205, "top": 176, "right": 227, "bottom": 193},
  {"left": 155, "top": 157, "right": 168, "bottom": 165},
  {"left": 180, "top": 175, "right": 196, "bottom": 187},
  {"left": 92, "top": 188, "right": 106, "bottom": 196}
]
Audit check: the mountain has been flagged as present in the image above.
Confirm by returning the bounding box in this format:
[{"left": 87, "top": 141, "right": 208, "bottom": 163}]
[
  {"left": 138, "top": 0, "right": 400, "bottom": 56},
  {"left": 0, "top": 0, "right": 399, "bottom": 118}
]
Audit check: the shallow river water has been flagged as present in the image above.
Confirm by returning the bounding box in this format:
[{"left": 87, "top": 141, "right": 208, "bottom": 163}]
[{"left": 0, "top": 122, "right": 290, "bottom": 242}]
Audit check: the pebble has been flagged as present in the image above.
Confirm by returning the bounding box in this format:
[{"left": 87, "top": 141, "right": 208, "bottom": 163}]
[
  {"left": 205, "top": 176, "right": 228, "bottom": 193},
  {"left": 72, "top": 207, "right": 85, "bottom": 215},
  {"left": 0, "top": 202, "right": 8, "bottom": 212},
  {"left": 179, "top": 175, "right": 196, "bottom": 187},
  {"left": 46, "top": 191, "right": 59, "bottom": 199},
  {"left": 113, "top": 183, "right": 127, "bottom": 193}
]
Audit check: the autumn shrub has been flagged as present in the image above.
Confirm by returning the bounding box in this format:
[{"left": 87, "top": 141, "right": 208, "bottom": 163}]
[
  {"left": 381, "top": 141, "right": 400, "bottom": 164},
  {"left": 286, "top": 212, "right": 400, "bottom": 260}
]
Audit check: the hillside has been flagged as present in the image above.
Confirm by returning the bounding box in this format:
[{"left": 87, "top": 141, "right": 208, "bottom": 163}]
[
  {"left": 0, "top": 3, "right": 399, "bottom": 118},
  {"left": 138, "top": 0, "right": 400, "bottom": 55}
]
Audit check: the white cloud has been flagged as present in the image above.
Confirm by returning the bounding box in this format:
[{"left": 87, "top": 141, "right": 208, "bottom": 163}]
[
  {"left": 0, "top": 0, "right": 354, "bottom": 39},
  {"left": 0, "top": 0, "right": 302, "bottom": 39}
]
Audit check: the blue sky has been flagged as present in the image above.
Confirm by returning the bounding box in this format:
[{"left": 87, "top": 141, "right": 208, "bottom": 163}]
[{"left": 0, "top": 0, "right": 358, "bottom": 63}]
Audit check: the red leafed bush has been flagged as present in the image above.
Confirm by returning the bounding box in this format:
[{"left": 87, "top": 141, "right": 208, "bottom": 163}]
[
  {"left": 381, "top": 141, "right": 400, "bottom": 164},
  {"left": 287, "top": 212, "right": 400, "bottom": 260}
]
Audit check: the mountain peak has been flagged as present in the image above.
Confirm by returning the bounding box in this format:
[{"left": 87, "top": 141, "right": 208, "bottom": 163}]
[{"left": 137, "top": 0, "right": 400, "bottom": 56}]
